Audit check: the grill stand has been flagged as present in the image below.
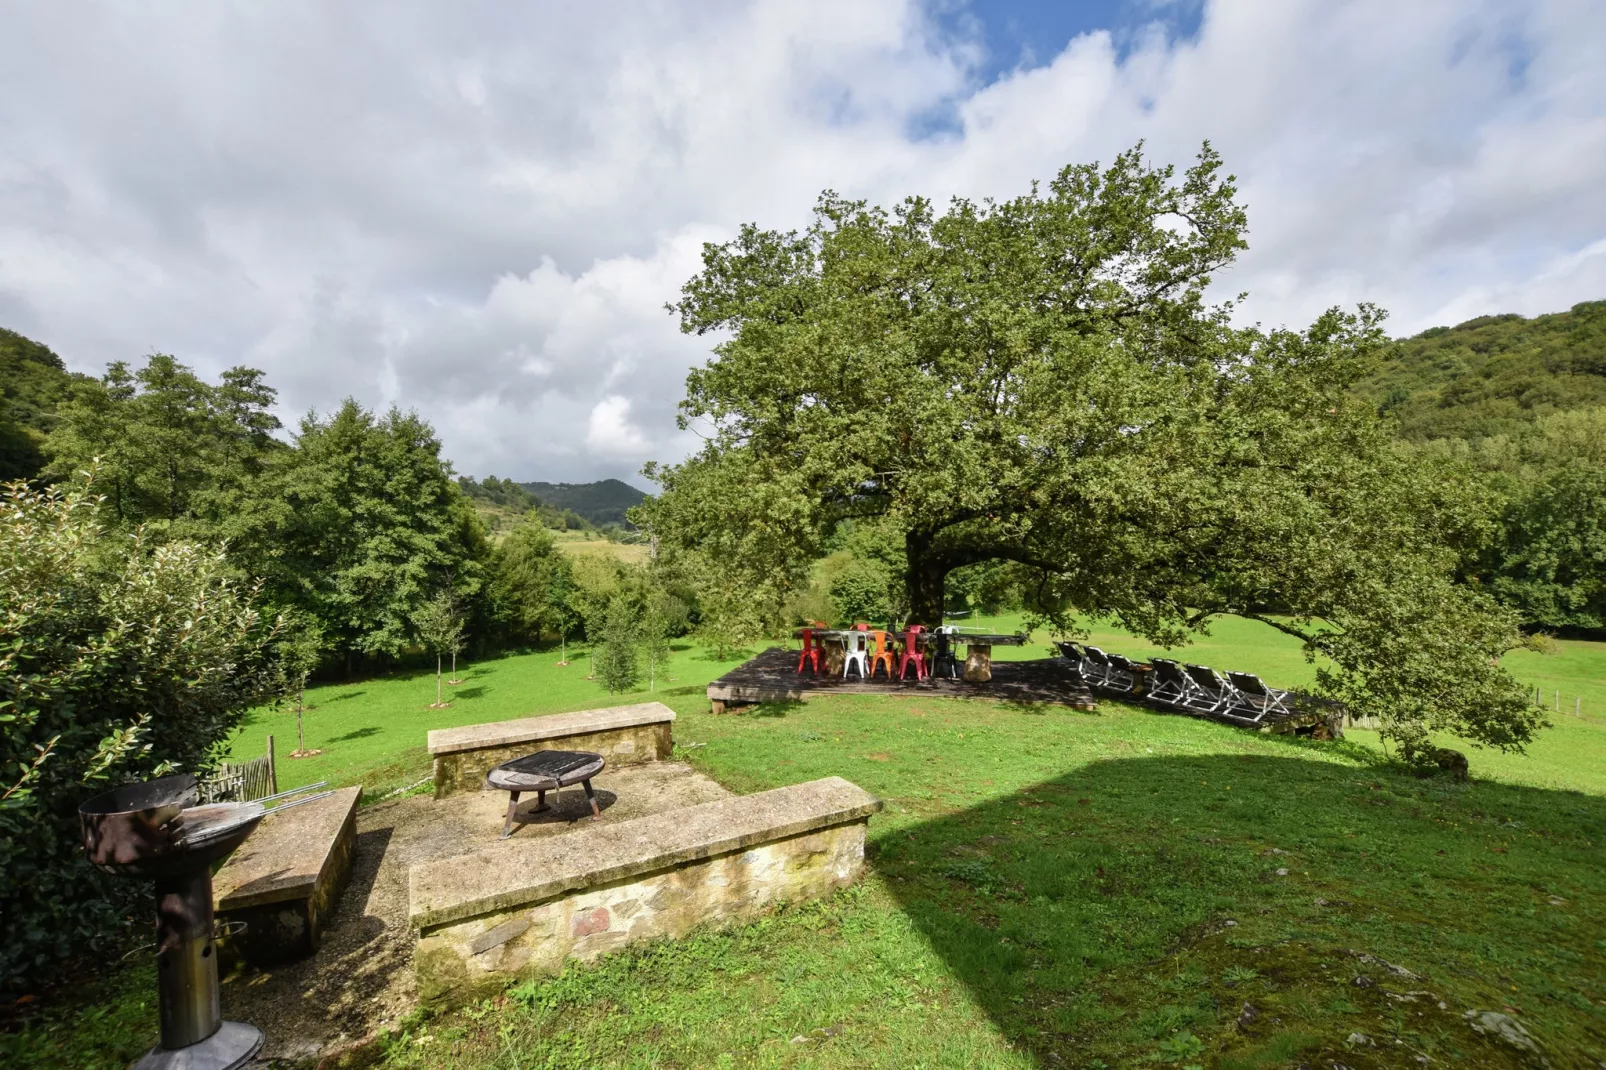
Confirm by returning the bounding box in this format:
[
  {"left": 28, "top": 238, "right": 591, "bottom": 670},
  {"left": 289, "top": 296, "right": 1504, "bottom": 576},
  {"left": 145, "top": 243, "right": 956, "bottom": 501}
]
[{"left": 136, "top": 866, "right": 263, "bottom": 1069}]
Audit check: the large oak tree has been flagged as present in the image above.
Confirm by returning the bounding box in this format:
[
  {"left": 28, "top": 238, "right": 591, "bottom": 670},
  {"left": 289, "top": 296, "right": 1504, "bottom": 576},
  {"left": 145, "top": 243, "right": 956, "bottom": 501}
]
[{"left": 639, "top": 144, "right": 1541, "bottom": 755}]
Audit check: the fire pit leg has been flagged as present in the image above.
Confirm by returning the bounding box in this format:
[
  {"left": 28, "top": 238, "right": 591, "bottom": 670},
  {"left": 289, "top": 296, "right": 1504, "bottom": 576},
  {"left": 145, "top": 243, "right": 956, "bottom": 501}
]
[
  {"left": 502, "top": 791, "right": 521, "bottom": 838},
  {"left": 135, "top": 868, "right": 263, "bottom": 1069},
  {"left": 582, "top": 779, "right": 600, "bottom": 818}
]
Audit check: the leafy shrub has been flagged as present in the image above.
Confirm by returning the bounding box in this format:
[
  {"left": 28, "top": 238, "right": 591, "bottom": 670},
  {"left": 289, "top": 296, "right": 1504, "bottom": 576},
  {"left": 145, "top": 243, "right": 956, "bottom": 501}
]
[{"left": 0, "top": 479, "right": 280, "bottom": 995}]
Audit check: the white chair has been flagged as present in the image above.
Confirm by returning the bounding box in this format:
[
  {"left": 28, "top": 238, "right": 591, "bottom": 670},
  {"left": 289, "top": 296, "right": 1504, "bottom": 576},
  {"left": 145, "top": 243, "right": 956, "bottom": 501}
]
[{"left": 842, "top": 630, "right": 870, "bottom": 680}]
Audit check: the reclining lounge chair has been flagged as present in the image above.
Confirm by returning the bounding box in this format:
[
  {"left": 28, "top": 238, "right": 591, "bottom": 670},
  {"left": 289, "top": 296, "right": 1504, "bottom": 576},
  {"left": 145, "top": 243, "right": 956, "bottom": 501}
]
[
  {"left": 1145, "top": 658, "right": 1192, "bottom": 708},
  {"left": 1226, "top": 671, "right": 1295, "bottom": 722}
]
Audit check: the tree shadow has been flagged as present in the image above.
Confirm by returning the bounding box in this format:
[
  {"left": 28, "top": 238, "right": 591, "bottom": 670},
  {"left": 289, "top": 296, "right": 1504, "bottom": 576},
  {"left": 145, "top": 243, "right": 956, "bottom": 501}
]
[
  {"left": 327, "top": 726, "right": 382, "bottom": 743},
  {"left": 736, "top": 699, "right": 805, "bottom": 719},
  {"left": 323, "top": 690, "right": 366, "bottom": 703},
  {"left": 452, "top": 686, "right": 487, "bottom": 700},
  {"left": 875, "top": 752, "right": 1606, "bottom": 1067}
]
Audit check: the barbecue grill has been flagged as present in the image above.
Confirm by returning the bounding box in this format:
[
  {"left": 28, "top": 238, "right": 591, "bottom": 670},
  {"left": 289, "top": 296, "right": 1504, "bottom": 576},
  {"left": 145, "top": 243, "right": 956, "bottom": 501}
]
[{"left": 79, "top": 772, "right": 330, "bottom": 1069}]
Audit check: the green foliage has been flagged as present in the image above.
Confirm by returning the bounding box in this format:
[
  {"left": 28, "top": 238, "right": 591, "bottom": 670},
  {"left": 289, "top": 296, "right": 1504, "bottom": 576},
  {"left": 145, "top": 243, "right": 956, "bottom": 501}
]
[
  {"left": 0, "top": 328, "right": 92, "bottom": 481},
  {"left": 489, "top": 517, "right": 580, "bottom": 644},
  {"left": 642, "top": 142, "right": 1537, "bottom": 753},
  {"left": 1363, "top": 300, "right": 1606, "bottom": 442},
  {"left": 228, "top": 399, "right": 489, "bottom": 665},
  {"left": 46, "top": 355, "right": 282, "bottom": 528},
  {"left": 593, "top": 595, "right": 641, "bottom": 692},
  {"left": 1484, "top": 465, "right": 1606, "bottom": 632},
  {"left": 0, "top": 478, "right": 279, "bottom": 995}
]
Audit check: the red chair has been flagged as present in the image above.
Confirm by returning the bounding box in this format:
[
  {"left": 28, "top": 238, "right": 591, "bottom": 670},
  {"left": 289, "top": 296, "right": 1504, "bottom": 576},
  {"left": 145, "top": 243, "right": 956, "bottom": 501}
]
[
  {"left": 868, "top": 630, "right": 896, "bottom": 679},
  {"left": 796, "top": 628, "right": 822, "bottom": 674},
  {"left": 899, "top": 625, "right": 928, "bottom": 680}
]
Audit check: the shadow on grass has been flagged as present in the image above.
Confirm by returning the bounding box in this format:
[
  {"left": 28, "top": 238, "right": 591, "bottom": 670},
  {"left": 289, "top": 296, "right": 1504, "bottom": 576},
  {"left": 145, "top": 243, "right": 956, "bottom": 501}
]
[
  {"left": 877, "top": 752, "right": 1606, "bottom": 1067},
  {"left": 327, "top": 726, "right": 383, "bottom": 743},
  {"left": 323, "top": 690, "right": 366, "bottom": 703},
  {"left": 737, "top": 699, "right": 806, "bottom": 719},
  {"left": 452, "top": 686, "right": 487, "bottom": 700}
]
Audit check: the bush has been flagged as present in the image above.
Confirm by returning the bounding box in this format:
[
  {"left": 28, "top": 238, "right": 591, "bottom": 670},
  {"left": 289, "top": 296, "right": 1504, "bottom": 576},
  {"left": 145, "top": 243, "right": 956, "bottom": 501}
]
[{"left": 0, "top": 479, "right": 280, "bottom": 996}]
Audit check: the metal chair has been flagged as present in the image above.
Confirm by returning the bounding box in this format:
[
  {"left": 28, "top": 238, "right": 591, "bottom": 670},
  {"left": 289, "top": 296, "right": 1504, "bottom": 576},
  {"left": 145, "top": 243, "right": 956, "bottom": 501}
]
[
  {"left": 842, "top": 629, "right": 870, "bottom": 680},
  {"left": 797, "top": 628, "right": 825, "bottom": 674},
  {"left": 933, "top": 626, "right": 962, "bottom": 679},
  {"left": 868, "top": 629, "right": 897, "bottom": 679},
  {"left": 898, "top": 625, "right": 929, "bottom": 680}
]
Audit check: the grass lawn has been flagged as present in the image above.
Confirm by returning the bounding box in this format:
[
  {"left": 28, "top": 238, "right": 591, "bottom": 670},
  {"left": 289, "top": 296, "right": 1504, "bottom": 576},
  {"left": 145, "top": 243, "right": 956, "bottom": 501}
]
[{"left": 9, "top": 617, "right": 1605, "bottom": 1068}]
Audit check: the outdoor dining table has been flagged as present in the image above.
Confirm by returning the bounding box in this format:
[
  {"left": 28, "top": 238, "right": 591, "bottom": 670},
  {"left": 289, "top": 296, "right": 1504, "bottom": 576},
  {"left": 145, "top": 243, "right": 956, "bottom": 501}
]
[{"left": 793, "top": 629, "right": 1026, "bottom": 682}]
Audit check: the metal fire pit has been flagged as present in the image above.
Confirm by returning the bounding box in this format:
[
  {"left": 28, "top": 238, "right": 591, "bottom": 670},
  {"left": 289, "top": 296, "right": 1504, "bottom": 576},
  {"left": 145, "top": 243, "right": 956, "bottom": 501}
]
[{"left": 79, "top": 772, "right": 325, "bottom": 1069}]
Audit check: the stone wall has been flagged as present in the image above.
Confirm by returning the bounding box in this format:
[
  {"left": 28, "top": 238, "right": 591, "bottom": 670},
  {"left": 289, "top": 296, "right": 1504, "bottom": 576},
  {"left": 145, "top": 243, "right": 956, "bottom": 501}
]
[
  {"left": 429, "top": 702, "right": 675, "bottom": 798},
  {"left": 432, "top": 721, "right": 672, "bottom": 797},
  {"left": 409, "top": 777, "right": 882, "bottom": 1007}
]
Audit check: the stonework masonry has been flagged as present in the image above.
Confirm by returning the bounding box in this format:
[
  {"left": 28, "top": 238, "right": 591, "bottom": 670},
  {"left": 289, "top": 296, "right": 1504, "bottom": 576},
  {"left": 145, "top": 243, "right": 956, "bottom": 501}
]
[
  {"left": 429, "top": 703, "right": 675, "bottom": 798},
  {"left": 409, "top": 777, "right": 882, "bottom": 1006}
]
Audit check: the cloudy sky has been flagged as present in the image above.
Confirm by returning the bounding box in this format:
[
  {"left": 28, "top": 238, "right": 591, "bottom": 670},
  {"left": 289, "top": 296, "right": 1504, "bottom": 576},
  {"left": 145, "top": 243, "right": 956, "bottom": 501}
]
[{"left": 3, "top": 1, "right": 1604, "bottom": 484}]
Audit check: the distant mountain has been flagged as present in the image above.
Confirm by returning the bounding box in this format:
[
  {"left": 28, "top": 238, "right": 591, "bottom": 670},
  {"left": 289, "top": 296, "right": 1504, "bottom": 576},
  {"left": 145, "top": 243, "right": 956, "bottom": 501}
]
[
  {"left": 516, "top": 478, "right": 648, "bottom": 527},
  {"left": 1359, "top": 299, "right": 1606, "bottom": 441}
]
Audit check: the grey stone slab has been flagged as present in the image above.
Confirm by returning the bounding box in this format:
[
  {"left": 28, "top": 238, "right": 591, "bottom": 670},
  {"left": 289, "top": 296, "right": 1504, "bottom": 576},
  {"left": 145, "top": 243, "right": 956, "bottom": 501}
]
[
  {"left": 214, "top": 787, "right": 362, "bottom": 911},
  {"left": 427, "top": 702, "right": 676, "bottom": 756},
  {"left": 408, "top": 776, "right": 883, "bottom": 930}
]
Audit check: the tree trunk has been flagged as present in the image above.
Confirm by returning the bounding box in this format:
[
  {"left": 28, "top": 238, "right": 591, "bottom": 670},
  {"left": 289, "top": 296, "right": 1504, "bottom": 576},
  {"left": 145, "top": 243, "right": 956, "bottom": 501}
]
[
  {"left": 435, "top": 654, "right": 442, "bottom": 706},
  {"left": 905, "top": 530, "right": 948, "bottom": 626},
  {"left": 296, "top": 707, "right": 304, "bottom": 752}
]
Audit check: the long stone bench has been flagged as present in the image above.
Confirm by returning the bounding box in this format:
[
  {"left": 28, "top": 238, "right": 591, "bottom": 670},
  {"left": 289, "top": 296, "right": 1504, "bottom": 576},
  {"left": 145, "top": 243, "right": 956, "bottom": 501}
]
[
  {"left": 409, "top": 776, "right": 882, "bottom": 1005},
  {"left": 429, "top": 702, "right": 676, "bottom": 798},
  {"left": 214, "top": 786, "right": 361, "bottom": 966}
]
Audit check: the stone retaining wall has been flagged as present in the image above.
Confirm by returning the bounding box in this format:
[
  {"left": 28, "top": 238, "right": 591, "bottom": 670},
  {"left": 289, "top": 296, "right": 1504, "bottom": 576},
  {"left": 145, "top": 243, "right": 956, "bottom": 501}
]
[
  {"left": 409, "top": 776, "right": 882, "bottom": 1006},
  {"left": 429, "top": 702, "right": 675, "bottom": 798},
  {"left": 215, "top": 786, "right": 361, "bottom": 966}
]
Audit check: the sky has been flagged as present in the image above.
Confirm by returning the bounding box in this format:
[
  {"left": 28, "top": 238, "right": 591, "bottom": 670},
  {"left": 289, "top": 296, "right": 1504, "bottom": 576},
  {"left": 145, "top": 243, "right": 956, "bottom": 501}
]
[{"left": 2, "top": 1, "right": 1604, "bottom": 485}]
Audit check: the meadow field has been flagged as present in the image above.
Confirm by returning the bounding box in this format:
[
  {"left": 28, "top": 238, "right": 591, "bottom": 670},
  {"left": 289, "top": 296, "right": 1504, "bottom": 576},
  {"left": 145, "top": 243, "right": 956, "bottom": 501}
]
[{"left": 9, "top": 616, "right": 1604, "bottom": 1067}]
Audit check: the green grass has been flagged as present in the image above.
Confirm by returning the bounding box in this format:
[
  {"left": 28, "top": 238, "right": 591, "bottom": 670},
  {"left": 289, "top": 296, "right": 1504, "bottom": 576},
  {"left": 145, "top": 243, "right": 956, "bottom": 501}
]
[
  {"left": 226, "top": 641, "right": 752, "bottom": 798},
  {"left": 364, "top": 693, "right": 1606, "bottom": 1068},
  {"left": 11, "top": 618, "right": 1606, "bottom": 1068}
]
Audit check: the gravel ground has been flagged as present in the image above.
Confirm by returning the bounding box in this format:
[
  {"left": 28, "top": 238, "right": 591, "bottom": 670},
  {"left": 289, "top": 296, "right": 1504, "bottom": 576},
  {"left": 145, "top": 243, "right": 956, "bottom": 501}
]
[{"left": 222, "top": 761, "right": 732, "bottom": 1065}]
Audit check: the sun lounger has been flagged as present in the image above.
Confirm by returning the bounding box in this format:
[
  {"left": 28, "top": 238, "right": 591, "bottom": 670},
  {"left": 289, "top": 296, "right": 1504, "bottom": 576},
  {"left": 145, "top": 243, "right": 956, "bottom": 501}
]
[
  {"left": 1053, "top": 641, "right": 1094, "bottom": 681},
  {"left": 1182, "top": 663, "right": 1241, "bottom": 715},
  {"left": 1102, "top": 652, "right": 1140, "bottom": 694},
  {"left": 1146, "top": 658, "right": 1192, "bottom": 707},
  {"left": 1084, "top": 646, "right": 1126, "bottom": 689},
  {"left": 1227, "top": 671, "right": 1294, "bottom": 720}
]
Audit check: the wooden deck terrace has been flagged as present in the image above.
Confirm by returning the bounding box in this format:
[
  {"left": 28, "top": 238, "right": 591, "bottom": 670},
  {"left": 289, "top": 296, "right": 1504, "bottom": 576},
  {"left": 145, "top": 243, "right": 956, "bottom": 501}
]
[{"left": 706, "top": 647, "right": 1097, "bottom": 712}]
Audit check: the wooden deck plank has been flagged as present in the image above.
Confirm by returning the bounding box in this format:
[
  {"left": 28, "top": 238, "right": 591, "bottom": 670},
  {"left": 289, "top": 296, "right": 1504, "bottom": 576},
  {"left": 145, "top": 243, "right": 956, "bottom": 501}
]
[{"left": 707, "top": 648, "right": 1097, "bottom": 710}]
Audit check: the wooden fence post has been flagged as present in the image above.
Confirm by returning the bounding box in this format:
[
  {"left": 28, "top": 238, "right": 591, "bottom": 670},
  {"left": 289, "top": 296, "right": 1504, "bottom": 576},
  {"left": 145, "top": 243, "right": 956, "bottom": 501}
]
[{"left": 267, "top": 735, "right": 277, "bottom": 795}]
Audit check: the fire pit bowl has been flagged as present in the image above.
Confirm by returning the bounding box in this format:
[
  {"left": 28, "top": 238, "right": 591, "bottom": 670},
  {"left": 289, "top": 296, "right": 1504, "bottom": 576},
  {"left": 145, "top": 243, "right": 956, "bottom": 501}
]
[
  {"left": 79, "top": 773, "right": 266, "bottom": 1069},
  {"left": 81, "top": 773, "right": 266, "bottom": 878}
]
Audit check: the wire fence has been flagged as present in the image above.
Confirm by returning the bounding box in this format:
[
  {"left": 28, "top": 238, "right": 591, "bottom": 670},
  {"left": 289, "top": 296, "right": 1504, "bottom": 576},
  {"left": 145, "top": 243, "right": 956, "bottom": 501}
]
[{"left": 1531, "top": 688, "right": 1591, "bottom": 720}]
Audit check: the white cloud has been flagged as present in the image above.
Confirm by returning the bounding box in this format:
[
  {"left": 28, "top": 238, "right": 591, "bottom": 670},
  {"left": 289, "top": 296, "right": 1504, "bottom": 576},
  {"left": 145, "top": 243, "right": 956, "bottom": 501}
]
[
  {"left": 0, "top": 0, "right": 1602, "bottom": 480},
  {"left": 586, "top": 395, "right": 650, "bottom": 457}
]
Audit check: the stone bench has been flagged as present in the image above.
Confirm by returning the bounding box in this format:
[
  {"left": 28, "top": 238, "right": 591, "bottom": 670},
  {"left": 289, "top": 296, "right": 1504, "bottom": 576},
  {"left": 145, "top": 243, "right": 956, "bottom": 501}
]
[
  {"left": 409, "top": 776, "right": 883, "bottom": 1006},
  {"left": 214, "top": 786, "right": 361, "bottom": 966},
  {"left": 428, "top": 702, "right": 676, "bottom": 799}
]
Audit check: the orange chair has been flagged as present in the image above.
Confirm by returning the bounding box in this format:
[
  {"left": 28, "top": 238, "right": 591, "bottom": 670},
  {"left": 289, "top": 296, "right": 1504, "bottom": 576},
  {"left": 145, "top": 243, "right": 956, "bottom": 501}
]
[{"left": 868, "top": 630, "right": 896, "bottom": 679}]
